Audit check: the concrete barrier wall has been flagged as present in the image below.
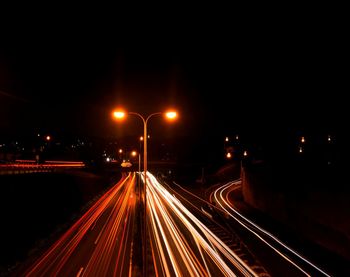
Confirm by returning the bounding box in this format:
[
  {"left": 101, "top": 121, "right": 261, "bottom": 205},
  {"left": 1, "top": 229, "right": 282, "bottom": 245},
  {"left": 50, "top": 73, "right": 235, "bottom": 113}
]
[{"left": 241, "top": 162, "right": 350, "bottom": 261}]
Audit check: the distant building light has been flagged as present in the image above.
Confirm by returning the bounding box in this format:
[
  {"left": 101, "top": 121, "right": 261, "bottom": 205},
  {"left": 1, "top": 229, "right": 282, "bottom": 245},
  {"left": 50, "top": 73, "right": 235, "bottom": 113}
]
[
  {"left": 226, "top": 152, "right": 232, "bottom": 159},
  {"left": 106, "top": 157, "right": 111, "bottom": 162},
  {"left": 235, "top": 135, "right": 239, "bottom": 140},
  {"left": 225, "top": 137, "right": 229, "bottom": 142},
  {"left": 243, "top": 150, "right": 248, "bottom": 157},
  {"left": 301, "top": 136, "right": 305, "bottom": 143},
  {"left": 299, "top": 147, "right": 303, "bottom": 153},
  {"left": 327, "top": 135, "right": 332, "bottom": 142}
]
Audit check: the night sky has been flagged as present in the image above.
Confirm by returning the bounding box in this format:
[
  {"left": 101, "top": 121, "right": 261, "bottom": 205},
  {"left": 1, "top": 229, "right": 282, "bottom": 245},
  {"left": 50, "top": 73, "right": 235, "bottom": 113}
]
[{"left": 0, "top": 7, "right": 348, "bottom": 142}]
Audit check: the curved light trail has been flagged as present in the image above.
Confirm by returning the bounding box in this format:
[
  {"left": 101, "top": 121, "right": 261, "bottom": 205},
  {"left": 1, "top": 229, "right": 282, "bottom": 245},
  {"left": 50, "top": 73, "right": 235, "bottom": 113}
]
[{"left": 211, "top": 179, "right": 331, "bottom": 277}]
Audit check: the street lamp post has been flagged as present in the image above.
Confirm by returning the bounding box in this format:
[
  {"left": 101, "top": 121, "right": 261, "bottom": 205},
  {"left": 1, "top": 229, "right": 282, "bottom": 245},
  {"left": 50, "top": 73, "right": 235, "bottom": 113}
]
[
  {"left": 112, "top": 109, "right": 177, "bottom": 276},
  {"left": 138, "top": 136, "right": 143, "bottom": 195}
]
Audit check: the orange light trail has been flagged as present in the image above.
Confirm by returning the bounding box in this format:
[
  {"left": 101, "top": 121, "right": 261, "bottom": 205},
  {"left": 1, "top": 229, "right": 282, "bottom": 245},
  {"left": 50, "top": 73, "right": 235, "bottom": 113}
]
[{"left": 24, "top": 172, "right": 137, "bottom": 276}]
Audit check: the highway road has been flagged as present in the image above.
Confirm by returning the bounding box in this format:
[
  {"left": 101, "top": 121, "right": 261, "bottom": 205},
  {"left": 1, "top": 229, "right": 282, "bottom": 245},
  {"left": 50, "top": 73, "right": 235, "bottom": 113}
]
[{"left": 19, "top": 171, "right": 335, "bottom": 276}]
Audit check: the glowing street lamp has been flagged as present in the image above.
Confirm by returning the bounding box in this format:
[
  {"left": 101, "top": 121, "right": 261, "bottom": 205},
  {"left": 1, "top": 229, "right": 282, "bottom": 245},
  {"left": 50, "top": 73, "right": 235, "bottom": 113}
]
[
  {"left": 112, "top": 108, "right": 177, "bottom": 276},
  {"left": 113, "top": 111, "right": 125, "bottom": 119}
]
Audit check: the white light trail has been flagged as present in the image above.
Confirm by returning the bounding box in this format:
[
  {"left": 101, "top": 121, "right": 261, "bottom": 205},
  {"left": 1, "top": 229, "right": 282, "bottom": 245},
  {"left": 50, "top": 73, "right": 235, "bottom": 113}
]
[
  {"left": 213, "top": 180, "right": 331, "bottom": 277},
  {"left": 144, "top": 172, "right": 258, "bottom": 276}
]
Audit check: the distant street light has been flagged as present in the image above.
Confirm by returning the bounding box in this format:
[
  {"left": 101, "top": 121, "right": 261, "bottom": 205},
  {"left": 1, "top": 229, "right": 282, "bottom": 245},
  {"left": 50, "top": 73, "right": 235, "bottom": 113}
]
[
  {"left": 112, "top": 108, "right": 177, "bottom": 276},
  {"left": 118, "top": 148, "right": 123, "bottom": 161}
]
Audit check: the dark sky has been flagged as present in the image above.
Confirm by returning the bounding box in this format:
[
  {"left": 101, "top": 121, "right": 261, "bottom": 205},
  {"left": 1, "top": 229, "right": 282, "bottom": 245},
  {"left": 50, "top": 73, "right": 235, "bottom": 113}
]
[{"left": 0, "top": 7, "right": 348, "bottom": 141}]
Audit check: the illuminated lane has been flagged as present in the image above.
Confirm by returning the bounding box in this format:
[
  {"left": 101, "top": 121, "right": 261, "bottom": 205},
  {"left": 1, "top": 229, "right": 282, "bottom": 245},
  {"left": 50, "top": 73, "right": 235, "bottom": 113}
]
[
  {"left": 211, "top": 180, "right": 331, "bottom": 277},
  {"left": 144, "top": 172, "right": 258, "bottom": 277},
  {"left": 24, "top": 172, "right": 137, "bottom": 277}
]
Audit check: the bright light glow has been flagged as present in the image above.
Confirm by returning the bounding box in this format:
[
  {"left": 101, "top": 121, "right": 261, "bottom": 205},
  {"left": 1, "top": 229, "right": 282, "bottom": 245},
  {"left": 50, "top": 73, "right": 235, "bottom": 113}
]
[
  {"left": 165, "top": 111, "right": 177, "bottom": 120},
  {"left": 119, "top": 149, "right": 123, "bottom": 153},
  {"left": 113, "top": 111, "right": 125, "bottom": 119},
  {"left": 243, "top": 150, "right": 248, "bottom": 157},
  {"left": 301, "top": 136, "right": 305, "bottom": 143},
  {"left": 225, "top": 137, "right": 229, "bottom": 142},
  {"left": 226, "top": 152, "right": 232, "bottom": 159},
  {"left": 46, "top": 136, "right": 51, "bottom": 141},
  {"left": 131, "top": 151, "right": 137, "bottom": 157}
]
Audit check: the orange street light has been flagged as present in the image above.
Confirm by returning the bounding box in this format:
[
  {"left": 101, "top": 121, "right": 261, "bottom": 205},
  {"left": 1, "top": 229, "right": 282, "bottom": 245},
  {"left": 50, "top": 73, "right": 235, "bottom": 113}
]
[
  {"left": 113, "top": 111, "right": 125, "bottom": 119},
  {"left": 165, "top": 111, "right": 177, "bottom": 120}
]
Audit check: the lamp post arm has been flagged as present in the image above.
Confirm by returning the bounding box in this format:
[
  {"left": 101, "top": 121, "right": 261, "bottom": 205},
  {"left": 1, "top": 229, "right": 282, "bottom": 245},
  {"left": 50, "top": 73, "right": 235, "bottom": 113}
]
[
  {"left": 145, "top": 112, "right": 162, "bottom": 125},
  {"left": 128, "top": 112, "right": 146, "bottom": 125}
]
